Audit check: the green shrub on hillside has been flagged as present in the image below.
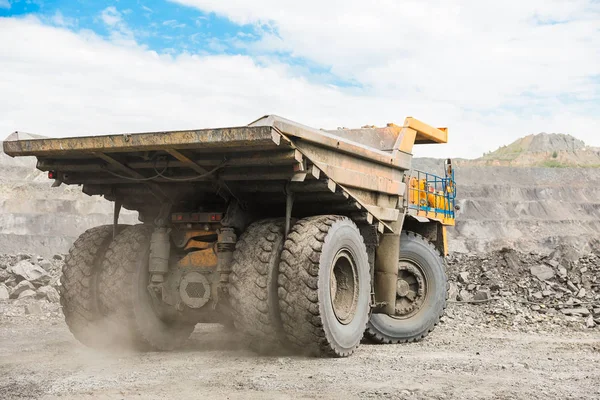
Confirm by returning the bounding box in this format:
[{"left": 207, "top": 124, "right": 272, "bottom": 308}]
[{"left": 541, "top": 160, "right": 566, "bottom": 168}]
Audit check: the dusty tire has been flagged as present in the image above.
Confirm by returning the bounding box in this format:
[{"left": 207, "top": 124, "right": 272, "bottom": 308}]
[
  {"left": 97, "top": 225, "right": 194, "bottom": 351},
  {"left": 60, "top": 225, "right": 126, "bottom": 347},
  {"left": 366, "top": 231, "right": 447, "bottom": 344},
  {"left": 278, "top": 216, "right": 370, "bottom": 357},
  {"left": 229, "top": 219, "right": 286, "bottom": 352}
]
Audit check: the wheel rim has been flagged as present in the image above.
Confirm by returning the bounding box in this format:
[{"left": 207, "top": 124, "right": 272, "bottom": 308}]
[
  {"left": 392, "top": 260, "right": 427, "bottom": 319},
  {"left": 329, "top": 249, "right": 359, "bottom": 325}
]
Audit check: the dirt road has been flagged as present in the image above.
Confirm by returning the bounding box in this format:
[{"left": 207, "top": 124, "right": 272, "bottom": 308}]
[{"left": 1, "top": 304, "right": 599, "bottom": 400}]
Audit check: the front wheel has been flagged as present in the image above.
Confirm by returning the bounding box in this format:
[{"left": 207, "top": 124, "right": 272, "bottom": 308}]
[
  {"left": 278, "top": 216, "right": 371, "bottom": 357},
  {"left": 366, "top": 231, "right": 447, "bottom": 343}
]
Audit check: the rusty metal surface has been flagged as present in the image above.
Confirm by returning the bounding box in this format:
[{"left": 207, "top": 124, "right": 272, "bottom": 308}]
[
  {"left": 249, "top": 115, "right": 409, "bottom": 168},
  {"left": 176, "top": 248, "right": 218, "bottom": 269},
  {"left": 324, "top": 126, "right": 399, "bottom": 151},
  {"left": 3, "top": 114, "right": 452, "bottom": 234},
  {"left": 3, "top": 126, "right": 277, "bottom": 156}
]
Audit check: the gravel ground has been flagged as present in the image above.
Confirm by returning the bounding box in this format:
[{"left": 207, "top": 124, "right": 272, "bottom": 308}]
[{"left": 1, "top": 303, "right": 599, "bottom": 400}]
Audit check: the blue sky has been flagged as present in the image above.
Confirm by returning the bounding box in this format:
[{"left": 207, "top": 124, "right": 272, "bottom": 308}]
[
  {"left": 1, "top": 0, "right": 257, "bottom": 53},
  {"left": 0, "top": 0, "right": 598, "bottom": 158},
  {"left": 0, "top": 0, "right": 356, "bottom": 87}
]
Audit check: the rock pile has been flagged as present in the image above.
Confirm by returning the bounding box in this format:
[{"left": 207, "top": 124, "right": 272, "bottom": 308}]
[
  {"left": 0, "top": 253, "right": 62, "bottom": 303},
  {"left": 1, "top": 248, "right": 598, "bottom": 332},
  {"left": 447, "top": 246, "right": 600, "bottom": 329}
]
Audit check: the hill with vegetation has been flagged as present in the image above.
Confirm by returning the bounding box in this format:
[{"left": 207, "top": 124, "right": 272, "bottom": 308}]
[{"left": 472, "top": 133, "right": 600, "bottom": 167}]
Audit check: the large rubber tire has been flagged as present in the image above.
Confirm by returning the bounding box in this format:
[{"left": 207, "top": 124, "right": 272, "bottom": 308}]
[
  {"left": 97, "top": 225, "right": 195, "bottom": 351},
  {"left": 278, "top": 215, "right": 370, "bottom": 357},
  {"left": 229, "top": 219, "right": 286, "bottom": 352},
  {"left": 366, "top": 231, "right": 448, "bottom": 344},
  {"left": 60, "top": 225, "right": 126, "bottom": 347}
]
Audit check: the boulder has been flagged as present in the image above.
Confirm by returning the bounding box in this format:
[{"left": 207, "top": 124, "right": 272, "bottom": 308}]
[
  {"left": 10, "top": 260, "right": 49, "bottom": 286},
  {"left": 473, "top": 290, "right": 490, "bottom": 301},
  {"left": 448, "top": 282, "right": 459, "bottom": 301},
  {"left": 37, "top": 285, "right": 60, "bottom": 303},
  {"left": 38, "top": 259, "right": 53, "bottom": 272},
  {"left": 4, "top": 275, "right": 16, "bottom": 288},
  {"left": 0, "top": 283, "right": 9, "bottom": 300},
  {"left": 0, "top": 269, "right": 9, "bottom": 282},
  {"left": 16, "top": 254, "right": 31, "bottom": 261},
  {"left": 530, "top": 265, "right": 554, "bottom": 281},
  {"left": 560, "top": 308, "right": 590, "bottom": 316},
  {"left": 557, "top": 267, "right": 568, "bottom": 278},
  {"left": 10, "top": 280, "right": 35, "bottom": 298},
  {"left": 18, "top": 289, "right": 36, "bottom": 299},
  {"left": 458, "top": 289, "right": 472, "bottom": 302},
  {"left": 586, "top": 316, "right": 595, "bottom": 328}
]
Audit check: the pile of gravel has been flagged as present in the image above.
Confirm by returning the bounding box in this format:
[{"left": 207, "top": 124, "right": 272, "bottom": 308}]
[{"left": 447, "top": 246, "right": 600, "bottom": 330}]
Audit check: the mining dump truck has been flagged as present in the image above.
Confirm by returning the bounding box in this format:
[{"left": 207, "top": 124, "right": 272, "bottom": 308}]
[{"left": 3, "top": 115, "right": 456, "bottom": 357}]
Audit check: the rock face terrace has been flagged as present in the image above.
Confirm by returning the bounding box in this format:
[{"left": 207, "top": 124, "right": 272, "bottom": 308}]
[
  {"left": 414, "top": 133, "right": 600, "bottom": 255},
  {"left": 0, "top": 145, "right": 137, "bottom": 257}
]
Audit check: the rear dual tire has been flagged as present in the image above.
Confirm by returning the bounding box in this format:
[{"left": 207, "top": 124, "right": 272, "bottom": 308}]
[
  {"left": 60, "top": 225, "right": 125, "bottom": 347},
  {"left": 97, "top": 225, "right": 195, "bottom": 350},
  {"left": 61, "top": 224, "right": 194, "bottom": 350},
  {"left": 229, "top": 219, "right": 287, "bottom": 353}
]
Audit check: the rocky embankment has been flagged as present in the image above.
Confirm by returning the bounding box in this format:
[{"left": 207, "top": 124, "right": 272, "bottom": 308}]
[
  {"left": 446, "top": 247, "right": 600, "bottom": 330},
  {"left": 1, "top": 250, "right": 597, "bottom": 332},
  {"left": 413, "top": 159, "right": 600, "bottom": 255}
]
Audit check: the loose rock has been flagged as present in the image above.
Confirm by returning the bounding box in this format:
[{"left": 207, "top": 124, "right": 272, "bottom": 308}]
[
  {"left": 586, "top": 316, "right": 595, "bottom": 328},
  {"left": 458, "top": 289, "right": 472, "bottom": 302},
  {"left": 10, "top": 280, "right": 35, "bottom": 299},
  {"left": 0, "top": 283, "right": 9, "bottom": 300},
  {"left": 530, "top": 265, "right": 554, "bottom": 281},
  {"left": 448, "top": 282, "right": 459, "bottom": 301},
  {"left": 37, "top": 285, "right": 60, "bottom": 303},
  {"left": 473, "top": 291, "right": 490, "bottom": 301},
  {"left": 18, "top": 289, "right": 37, "bottom": 299},
  {"left": 38, "top": 259, "right": 53, "bottom": 272},
  {"left": 0, "top": 269, "right": 9, "bottom": 282},
  {"left": 560, "top": 308, "right": 590, "bottom": 317},
  {"left": 10, "top": 260, "right": 49, "bottom": 286}
]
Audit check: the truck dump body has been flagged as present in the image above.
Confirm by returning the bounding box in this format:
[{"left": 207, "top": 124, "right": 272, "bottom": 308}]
[{"left": 4, "top": 115, "right": 451, "bottom": 232}]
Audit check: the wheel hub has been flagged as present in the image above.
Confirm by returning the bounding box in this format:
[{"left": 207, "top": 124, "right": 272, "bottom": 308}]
[
  {"left": 330, "top": 249, "right": 359, "bottom": 325},
  {"left": 396, "top": 279, "right": 410, "bottom": 297},
  {"left": 393, "top": 260, "right": 427, "bottom": 318}
]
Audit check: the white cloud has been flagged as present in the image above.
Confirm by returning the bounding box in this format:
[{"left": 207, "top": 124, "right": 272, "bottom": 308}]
[
  {"left": 0, "top": 13, "right": 598, "bottom": 160},
  {"left": 168, "top": 0, "right": 600, "bottom": 155},
  {"left": 163, "top": 19, "right": 186, "bottom": 28},
  {"left": 49, "top": 11, "right": 76, "bottom": 28},
  {"left": 100, "top": 6, "right": 121, "bottom": 27},
  {"left": 99, "top": 6, "right": 135, "bottom": 46}
]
